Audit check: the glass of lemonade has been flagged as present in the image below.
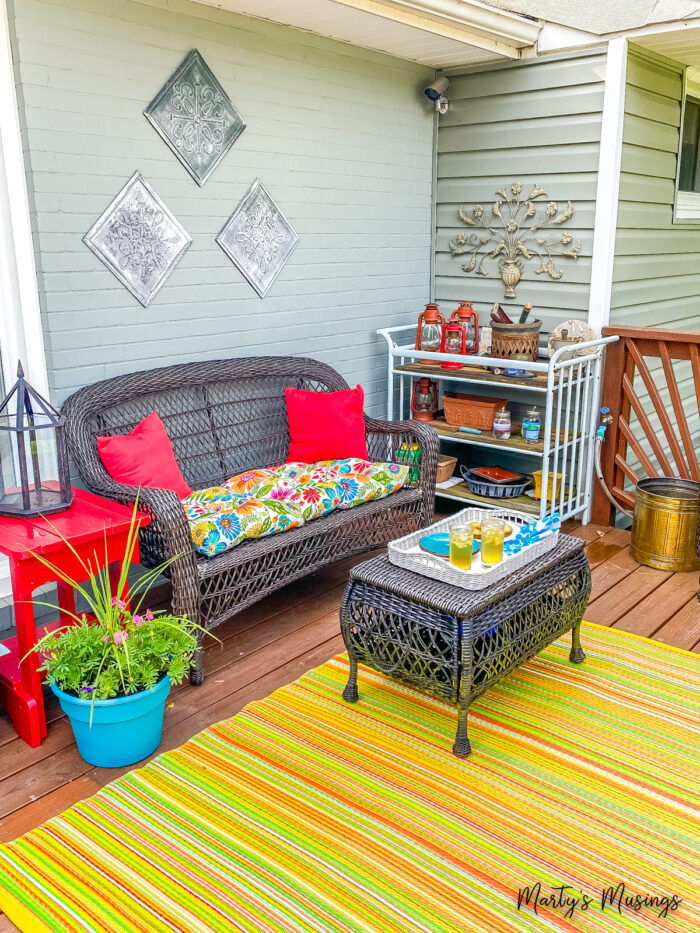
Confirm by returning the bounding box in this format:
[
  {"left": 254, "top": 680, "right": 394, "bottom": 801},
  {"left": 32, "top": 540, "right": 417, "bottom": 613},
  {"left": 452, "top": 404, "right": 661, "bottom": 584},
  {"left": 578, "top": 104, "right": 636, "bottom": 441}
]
[
  {"left": 449, "top": 525, "right": 474, "bottom": 570},
  {"left": 481, "top": 518, "right": 506, "bottom": 564}
]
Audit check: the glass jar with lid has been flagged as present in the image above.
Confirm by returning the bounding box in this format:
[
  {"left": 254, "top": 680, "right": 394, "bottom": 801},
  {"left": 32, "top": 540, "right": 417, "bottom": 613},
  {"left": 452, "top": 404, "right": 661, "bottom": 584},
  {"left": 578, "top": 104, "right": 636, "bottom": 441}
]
[
  {"left": 492, "top": 406, "right": 511, "bottom": 440},
  {"left": 524, "top": 406, "right": 541, "bottom": 444}
]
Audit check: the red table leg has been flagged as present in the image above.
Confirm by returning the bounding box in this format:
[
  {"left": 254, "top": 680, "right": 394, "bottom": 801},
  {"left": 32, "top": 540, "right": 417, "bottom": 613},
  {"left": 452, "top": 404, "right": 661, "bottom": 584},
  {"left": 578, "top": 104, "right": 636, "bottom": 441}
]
[
  {"left": 57, "top": 580, "right": 76, "bottom": 625},
  {"left": 6, "top": 567, "right": 46, "bottom": 747}
]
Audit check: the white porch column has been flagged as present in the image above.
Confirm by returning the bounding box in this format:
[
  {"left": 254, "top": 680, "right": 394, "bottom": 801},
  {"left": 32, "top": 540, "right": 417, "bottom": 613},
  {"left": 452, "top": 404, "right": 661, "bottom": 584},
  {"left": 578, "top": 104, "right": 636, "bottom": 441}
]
[
  {"left": 0, "top": 0, "right": 47, "bottom": 396},
  {"left": 588, "top": 36, "right": 628, "bottom": 335}
]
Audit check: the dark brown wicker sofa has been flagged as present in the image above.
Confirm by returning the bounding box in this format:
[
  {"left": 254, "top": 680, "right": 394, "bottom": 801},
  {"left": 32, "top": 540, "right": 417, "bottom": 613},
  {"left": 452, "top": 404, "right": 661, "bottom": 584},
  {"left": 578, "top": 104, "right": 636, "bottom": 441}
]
[{"left": 62, "top": 357, "right": 438, "bottom": 683}]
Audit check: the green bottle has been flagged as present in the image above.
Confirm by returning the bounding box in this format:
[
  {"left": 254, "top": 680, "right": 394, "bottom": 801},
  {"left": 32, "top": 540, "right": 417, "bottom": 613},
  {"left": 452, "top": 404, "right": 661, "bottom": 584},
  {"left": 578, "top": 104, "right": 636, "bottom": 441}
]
[{"left": 519, "top": 302, "right": 533, "bottom": 324}]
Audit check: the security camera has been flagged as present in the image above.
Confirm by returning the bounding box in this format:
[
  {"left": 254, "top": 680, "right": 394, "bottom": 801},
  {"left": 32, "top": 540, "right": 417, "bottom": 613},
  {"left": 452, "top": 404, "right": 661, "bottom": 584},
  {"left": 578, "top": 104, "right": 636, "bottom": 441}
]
[{"left": 424, "top": 77, "right": 449, "bottom": 102}]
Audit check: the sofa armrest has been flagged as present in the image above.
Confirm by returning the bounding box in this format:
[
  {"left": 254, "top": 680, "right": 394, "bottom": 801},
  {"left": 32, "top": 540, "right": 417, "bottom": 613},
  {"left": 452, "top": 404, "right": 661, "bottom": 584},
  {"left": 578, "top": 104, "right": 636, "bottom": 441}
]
[
  {"left": 76, "top": 473, "right": 200, "bottom": 623},
  {"left": 364, "top": 416, "right": 439, "bottom": 525}
]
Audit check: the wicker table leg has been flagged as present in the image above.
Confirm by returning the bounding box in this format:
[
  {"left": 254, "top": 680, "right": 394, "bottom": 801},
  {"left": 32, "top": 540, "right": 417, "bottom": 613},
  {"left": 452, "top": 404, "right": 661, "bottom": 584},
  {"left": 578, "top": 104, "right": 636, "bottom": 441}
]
[
  {"left": 343, "top": 652, "right": 359, "bottom": 703},
  {"left": 452, "top": 704, "right": 472, "bottom": 758},
  {"left": 569, "top": 618, "right": 586, "bottom": 664}
]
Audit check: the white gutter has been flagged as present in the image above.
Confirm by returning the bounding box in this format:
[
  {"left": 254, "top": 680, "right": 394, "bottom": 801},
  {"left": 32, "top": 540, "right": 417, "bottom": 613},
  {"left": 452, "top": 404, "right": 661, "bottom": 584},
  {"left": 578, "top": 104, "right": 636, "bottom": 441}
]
[
  {"left": 379, "top": 0, "right": 541, "bottom": 46},
  {"left": 315, "top": 0, "right": 540, "bottom": 59}
]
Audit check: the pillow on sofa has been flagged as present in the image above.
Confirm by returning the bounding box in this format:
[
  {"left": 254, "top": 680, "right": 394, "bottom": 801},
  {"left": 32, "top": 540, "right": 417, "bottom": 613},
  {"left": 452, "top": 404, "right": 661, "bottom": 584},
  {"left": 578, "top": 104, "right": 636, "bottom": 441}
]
[
  {"left": 285, "top": 385, "right": 368, "bottom": 463},
  {"left": 96, "top": 412, "right": 192, "bottom": 499},
  {"left": 184, "top": 459, "right": 410, "bottom": 557},
  {"left": 183, "top": 489, "right": 305, "bottom": 558}
]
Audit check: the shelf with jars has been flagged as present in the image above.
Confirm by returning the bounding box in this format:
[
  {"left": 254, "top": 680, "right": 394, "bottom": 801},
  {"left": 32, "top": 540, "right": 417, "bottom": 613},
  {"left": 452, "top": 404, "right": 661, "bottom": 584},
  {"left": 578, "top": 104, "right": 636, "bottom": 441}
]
[{"left": 378, "top": 306, "right": 618, "bottom": 523}]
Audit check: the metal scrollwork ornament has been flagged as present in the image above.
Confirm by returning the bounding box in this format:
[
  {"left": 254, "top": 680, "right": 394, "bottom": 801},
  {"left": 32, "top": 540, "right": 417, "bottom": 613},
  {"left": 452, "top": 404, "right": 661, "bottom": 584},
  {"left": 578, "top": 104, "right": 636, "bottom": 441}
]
[
  {"left": 145, "top": 49, "right": 246, "bottom": 186},
  {"left": 449, "top": 181, "right": 581, "bottom": 298}
]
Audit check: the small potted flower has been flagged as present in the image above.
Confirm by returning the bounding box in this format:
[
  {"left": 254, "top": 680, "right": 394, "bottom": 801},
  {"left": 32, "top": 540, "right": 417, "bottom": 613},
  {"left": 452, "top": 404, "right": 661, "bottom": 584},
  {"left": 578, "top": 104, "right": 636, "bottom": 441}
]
[{"left": 29, "top": 502, "right": 207, "bottom": 768}]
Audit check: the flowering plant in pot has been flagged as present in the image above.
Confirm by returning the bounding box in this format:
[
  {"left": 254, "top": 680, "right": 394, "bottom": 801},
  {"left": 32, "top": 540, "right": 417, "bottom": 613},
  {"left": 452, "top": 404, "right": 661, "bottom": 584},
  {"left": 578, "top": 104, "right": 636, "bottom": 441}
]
[{"left": 29, "top": 501, "right": 206, "bottom": 768}]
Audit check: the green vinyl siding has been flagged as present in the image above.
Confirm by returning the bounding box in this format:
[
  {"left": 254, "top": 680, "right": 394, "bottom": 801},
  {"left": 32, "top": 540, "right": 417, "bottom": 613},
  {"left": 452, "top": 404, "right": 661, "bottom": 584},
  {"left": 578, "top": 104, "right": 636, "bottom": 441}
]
[
  {"left": 435, "top": 49, "right": 606, "bottom": 328},
  {"left": 611, "top": 45, "right": 700, "bottom": 481},
  {"left": 611, "top": 45, "right": 700, "bottom": 329},
  {"left": 7, "top": 0, "right": 435, "bottom": 412}
]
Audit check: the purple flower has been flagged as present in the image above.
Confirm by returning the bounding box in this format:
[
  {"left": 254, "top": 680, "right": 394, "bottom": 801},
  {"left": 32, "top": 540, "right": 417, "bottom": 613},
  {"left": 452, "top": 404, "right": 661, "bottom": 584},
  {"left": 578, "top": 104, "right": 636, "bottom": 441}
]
[{"left": 79, "top": 685, "right": 94, "bottom": 695}]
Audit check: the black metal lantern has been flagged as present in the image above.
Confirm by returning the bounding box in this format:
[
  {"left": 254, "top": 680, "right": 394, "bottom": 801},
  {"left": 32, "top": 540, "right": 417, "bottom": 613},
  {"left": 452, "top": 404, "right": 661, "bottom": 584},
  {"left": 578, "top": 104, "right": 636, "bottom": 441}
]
[{"left": 0, "top": 361, "right": 73, "bottom": 516}]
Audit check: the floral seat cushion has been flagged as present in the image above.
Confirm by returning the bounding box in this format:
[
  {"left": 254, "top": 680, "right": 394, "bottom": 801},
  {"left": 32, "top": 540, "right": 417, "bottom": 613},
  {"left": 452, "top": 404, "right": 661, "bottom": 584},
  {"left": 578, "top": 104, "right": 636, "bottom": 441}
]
[{"left": 183, "top": 458, "right": 409, "bottom": 558}]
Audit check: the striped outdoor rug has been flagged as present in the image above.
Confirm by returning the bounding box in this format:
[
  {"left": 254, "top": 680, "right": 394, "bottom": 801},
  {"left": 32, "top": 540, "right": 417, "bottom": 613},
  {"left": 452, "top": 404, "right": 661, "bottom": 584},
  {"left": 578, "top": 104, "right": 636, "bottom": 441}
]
[{"left": 0, "top": 622, "right": 698, "bottom": 933}]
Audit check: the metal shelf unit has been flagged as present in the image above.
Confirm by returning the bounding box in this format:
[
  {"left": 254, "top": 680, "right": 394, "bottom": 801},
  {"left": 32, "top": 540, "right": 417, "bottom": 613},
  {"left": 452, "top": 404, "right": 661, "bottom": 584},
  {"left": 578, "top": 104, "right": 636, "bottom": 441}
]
[{"left": 378, "top": 325, "right": 618, "bottom": 523}]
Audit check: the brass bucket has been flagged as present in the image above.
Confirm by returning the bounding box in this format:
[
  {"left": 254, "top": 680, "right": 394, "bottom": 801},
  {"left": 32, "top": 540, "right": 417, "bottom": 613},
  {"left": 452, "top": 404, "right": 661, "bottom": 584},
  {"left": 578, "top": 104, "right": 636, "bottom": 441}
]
[{"left": 630, "top": 478, "right": 700, "bottom": 572}]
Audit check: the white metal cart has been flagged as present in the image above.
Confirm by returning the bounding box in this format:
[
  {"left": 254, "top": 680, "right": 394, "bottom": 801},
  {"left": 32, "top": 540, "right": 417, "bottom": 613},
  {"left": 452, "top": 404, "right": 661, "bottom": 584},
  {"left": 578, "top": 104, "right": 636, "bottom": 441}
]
[{"left": 378, "top": 325, "right": 618, "bottom": 523}]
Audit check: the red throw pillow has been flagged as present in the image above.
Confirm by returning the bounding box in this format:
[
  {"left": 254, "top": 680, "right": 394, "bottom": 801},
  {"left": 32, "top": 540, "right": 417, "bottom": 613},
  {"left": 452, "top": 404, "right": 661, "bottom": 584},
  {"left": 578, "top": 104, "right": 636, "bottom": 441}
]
[
  {"left": 96, "top": 412, "right": 192, "bottom": 498},
  {"left": 285, "top": 385, "right": 368, "bottom": 463}
]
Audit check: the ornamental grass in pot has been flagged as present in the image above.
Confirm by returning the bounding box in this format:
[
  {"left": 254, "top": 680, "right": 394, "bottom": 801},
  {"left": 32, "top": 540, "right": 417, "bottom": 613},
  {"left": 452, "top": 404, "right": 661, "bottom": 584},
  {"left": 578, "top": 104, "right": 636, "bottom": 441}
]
[{"left": 29, "top": 501, "right": 207, "bottom": 768}]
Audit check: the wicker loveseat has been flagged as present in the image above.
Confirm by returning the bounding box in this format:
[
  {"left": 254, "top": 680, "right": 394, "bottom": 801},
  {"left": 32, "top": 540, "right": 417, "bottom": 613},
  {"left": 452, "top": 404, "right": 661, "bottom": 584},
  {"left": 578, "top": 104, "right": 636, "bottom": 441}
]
[{"left": 62, "top": 357, "right": 438, "bottom": 683}]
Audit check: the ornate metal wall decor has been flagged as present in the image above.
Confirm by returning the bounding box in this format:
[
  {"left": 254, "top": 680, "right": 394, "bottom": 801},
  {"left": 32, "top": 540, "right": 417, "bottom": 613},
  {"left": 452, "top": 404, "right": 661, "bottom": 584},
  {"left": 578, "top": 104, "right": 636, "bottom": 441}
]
[
  {"left": 449, "top": 181, "right": 581, "bottom": 298},
  {"left": 83, "top": 172, "right": 192, "bottom": 307},
  {"left": 216, "top": 179, "right": 299, "bottom": 297},
  {"left": 144, "top": 49, "right": 246, "bottom": 186}
]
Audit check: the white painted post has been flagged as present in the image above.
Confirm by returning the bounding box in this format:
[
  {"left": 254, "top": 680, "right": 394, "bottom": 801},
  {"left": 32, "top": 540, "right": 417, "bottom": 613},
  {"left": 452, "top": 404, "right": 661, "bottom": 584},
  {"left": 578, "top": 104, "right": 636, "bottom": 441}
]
[
  {"left": 0, "top": 0, "right": 48, "bottom": 397},
  {"left": 588, "top": 36, "right": 628, "bottom": 337}
]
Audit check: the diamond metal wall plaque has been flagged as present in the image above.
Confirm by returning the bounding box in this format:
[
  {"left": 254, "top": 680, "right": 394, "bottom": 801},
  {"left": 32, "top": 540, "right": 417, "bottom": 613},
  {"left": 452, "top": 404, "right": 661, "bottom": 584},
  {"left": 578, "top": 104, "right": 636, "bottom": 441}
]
[
  {"left": 83, "top": 172, "right": 192, "bottom": 307},
  {"left": 216, "top": 179, "right": 299, "bottom": 297},
  {"left": 145, "top": 49, "right": 246, "bottom": 186}
]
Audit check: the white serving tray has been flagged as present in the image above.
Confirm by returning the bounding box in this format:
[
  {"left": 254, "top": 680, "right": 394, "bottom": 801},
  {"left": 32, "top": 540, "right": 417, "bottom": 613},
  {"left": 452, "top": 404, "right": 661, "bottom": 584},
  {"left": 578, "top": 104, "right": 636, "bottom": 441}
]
[{"left": 388, "top": 507, "right": 559, "bottom": 590}]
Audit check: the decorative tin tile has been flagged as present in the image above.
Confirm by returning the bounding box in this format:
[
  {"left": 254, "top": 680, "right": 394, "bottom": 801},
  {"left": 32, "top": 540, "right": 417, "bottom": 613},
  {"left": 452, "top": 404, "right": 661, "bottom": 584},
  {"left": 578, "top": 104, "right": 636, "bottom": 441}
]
[
  {"left": 216, "top": 179, "right": 298, "bottom": 298},
  {"left": 144, "top": 49, "right": 246, "bottom": 186},
  {"left": 83, "top": 172, "right": 192, "bottom": 307}
]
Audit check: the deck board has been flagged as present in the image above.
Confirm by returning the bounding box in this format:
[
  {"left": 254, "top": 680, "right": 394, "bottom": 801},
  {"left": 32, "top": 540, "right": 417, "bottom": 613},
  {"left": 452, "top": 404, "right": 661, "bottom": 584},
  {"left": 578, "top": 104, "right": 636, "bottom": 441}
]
[{"left": 0, "top": 521, "right": 697, "bottom": 933}]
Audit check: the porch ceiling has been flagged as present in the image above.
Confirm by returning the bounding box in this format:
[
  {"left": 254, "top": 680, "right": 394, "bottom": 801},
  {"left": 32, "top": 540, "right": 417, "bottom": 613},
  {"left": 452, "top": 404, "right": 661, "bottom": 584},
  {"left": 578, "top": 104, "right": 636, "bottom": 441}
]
[
  {"left": 633, "top": 23, "right": 700, "bottom": 66},
  {"left": 191, "top": 0, "right": 540, "bottom": 68}
]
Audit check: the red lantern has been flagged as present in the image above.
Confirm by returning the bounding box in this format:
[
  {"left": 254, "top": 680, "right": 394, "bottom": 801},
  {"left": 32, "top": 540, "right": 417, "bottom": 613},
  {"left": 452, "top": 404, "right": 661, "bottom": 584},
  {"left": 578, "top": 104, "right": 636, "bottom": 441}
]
[
  {"left": 440, "top": 321, "right": 467, "bottom": 369},
  {"left": 414, "top": 303, "right": 445, "bottom": 361},
  {"left": 450, "top": 301, "right": 479, "bottom": 354},
  {"left": 410, "top": 378, "right": 438, "bottom": 421}
]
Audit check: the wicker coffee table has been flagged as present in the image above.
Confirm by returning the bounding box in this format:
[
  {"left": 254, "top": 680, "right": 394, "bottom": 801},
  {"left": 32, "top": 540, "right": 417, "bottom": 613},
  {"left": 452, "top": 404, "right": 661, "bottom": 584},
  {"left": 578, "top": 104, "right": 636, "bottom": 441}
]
[{"left": 340, "top": 534, "right": 591, "bottom": 757}]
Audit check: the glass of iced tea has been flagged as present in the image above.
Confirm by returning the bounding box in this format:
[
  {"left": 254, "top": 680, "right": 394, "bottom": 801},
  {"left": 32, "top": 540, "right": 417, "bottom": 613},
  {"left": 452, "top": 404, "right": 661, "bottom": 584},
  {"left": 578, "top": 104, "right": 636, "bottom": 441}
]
[
  {"left": 449, "top": 525, "right": 474, "bottom": 570},
  {"left": 481, "top": 518, "right": 506, "bottom": 564}
]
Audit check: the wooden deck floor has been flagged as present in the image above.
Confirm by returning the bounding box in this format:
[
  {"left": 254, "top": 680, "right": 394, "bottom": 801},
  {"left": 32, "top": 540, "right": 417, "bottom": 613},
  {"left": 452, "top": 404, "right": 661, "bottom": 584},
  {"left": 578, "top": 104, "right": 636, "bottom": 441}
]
[{"left": 0, "top": 521, "right": 698, "bottom": 930}]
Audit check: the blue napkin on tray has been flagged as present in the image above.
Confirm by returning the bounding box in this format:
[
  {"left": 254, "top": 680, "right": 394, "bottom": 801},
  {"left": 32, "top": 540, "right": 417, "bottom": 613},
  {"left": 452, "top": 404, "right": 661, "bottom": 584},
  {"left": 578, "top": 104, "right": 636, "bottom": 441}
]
[{"left": 503, "top": 512, "right": 560, "bottom": 556}]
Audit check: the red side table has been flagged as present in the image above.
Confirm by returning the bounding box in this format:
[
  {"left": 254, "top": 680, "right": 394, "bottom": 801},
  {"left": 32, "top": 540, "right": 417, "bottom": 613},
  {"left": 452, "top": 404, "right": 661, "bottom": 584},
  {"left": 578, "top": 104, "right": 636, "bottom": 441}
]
[{"left": 0, "top": 487, "right": 149, "bottom": 747}]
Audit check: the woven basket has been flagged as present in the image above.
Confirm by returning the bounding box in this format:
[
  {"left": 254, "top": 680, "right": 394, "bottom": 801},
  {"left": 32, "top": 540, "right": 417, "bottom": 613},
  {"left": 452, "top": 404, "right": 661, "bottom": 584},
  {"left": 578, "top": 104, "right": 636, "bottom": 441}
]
[
  {"left": 491, "top": 319, "right": 542, "bottom": 362},
  {"left": 436, "top": 454, "right": 458, "bottom": 483},
  {"left": 442, "top": 393, "right": 502, "bottom": 430}
]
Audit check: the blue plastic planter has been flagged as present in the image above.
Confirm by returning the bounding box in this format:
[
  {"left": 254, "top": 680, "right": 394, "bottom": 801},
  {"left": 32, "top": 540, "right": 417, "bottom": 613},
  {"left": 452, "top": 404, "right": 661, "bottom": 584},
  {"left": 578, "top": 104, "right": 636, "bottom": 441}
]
[{"left": 51, "top": 676, "right": 171, "bottom": 768}]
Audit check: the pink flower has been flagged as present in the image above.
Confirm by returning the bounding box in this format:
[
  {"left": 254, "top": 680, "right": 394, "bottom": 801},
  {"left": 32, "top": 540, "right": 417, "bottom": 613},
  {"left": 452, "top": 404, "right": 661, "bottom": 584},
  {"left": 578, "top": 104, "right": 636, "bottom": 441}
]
[
  {"left": 103, "top": 634, "right": 111, "bottom": 643},
  {"left": 132, "top": 614, "right": 143, "bottom": 627},
  {"left": 113, "top": 630, "right": 128, "bottom": 645},
  {"left": 111, "top": 597, "right": 118, "bottom": 607},
  {"left": 145, "top": 610, "right": 154, "bottom": 621},
  {"left": 111, "top": 597, "right": 127, "bottom": 610}
]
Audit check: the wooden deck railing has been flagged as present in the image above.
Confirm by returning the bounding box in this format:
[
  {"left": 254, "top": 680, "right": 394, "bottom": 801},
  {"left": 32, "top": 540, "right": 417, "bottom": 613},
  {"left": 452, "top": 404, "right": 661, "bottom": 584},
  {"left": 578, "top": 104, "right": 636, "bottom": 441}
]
[{"left": 591, "top": 326, "right": 700, "bottom": 525}]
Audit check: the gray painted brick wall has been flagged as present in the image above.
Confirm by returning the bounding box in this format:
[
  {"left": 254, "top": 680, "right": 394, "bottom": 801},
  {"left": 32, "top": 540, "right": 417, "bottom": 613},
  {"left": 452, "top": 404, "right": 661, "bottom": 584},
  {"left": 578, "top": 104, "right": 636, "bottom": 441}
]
[{"left": 9, "top": 0, "right": 435, "bottom": 415}]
